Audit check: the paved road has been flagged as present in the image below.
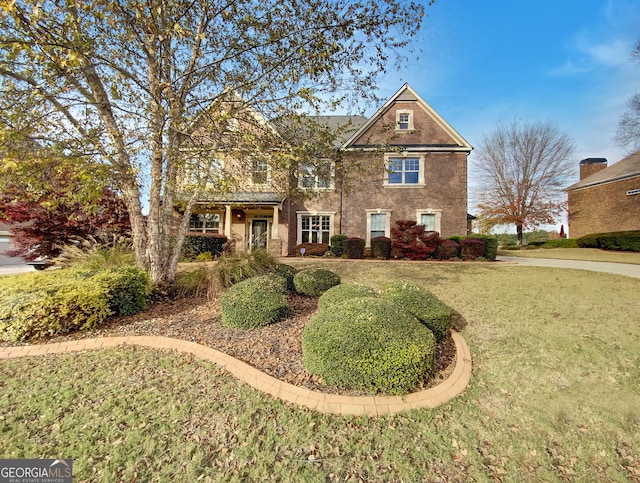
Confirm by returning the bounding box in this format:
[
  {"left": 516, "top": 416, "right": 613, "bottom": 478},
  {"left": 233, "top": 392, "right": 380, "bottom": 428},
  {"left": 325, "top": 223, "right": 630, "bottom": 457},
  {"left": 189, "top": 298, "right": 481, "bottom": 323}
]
[
  {"left": 0, "top": 265, "right": 34, "bottom": 276},
  {"left": 496, "top": 255, "right": 640, "bottom": 279}
]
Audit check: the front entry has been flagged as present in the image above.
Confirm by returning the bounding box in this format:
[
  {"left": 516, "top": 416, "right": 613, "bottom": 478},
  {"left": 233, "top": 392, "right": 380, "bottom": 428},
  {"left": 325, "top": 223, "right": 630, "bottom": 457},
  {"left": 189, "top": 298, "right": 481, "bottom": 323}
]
[{"left": 250, "top": 219, "right": 269, "bottom": 249}]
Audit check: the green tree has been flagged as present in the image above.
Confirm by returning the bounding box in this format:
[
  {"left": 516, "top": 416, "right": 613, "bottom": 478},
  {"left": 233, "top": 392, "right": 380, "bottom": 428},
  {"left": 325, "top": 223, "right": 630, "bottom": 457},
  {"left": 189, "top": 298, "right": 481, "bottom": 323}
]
[
  {"left": 472, "top": 120, "right": 576, "bottom": 246},
  {"left": 0, "top": 0, "right": 427, "bottom": 286}
]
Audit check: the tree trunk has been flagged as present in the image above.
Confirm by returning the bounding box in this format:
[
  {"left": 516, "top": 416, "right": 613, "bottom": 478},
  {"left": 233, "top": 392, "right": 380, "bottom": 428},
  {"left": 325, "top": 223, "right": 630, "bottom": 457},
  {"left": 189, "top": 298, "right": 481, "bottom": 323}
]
[{"left": 516, "top": 224, "right": 524, "bottom": 246}]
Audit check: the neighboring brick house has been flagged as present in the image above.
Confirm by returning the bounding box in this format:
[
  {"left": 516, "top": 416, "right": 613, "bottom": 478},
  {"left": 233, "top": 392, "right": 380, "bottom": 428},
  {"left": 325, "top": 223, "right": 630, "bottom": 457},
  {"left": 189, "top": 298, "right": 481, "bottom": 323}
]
[
  {"left": 183, "top": 84, "right": 472, "bottom": 255},
  {"left": 566, "top": 151, "right": 640, "bottom": 238}
]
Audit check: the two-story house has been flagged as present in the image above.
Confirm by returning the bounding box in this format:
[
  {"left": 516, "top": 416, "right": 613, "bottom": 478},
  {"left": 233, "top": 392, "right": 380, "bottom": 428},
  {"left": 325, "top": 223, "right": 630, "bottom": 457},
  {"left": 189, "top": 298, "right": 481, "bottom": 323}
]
[{"left": 182, "top": 84, "right": 472, "bottom": 256}]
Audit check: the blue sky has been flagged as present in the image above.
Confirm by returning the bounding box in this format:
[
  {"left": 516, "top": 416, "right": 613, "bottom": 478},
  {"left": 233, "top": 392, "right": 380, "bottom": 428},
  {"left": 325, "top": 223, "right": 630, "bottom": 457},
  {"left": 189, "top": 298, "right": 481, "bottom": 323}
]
[{"left": 375, "top": 0, "right": 640, "bottom": 175}]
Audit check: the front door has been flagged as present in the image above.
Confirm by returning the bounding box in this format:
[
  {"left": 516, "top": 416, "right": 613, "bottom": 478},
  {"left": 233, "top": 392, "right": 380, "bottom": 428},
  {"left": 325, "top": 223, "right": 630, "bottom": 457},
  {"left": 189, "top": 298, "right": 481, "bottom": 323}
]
[{"left": 251, "top": 219, "right": 268, "bottom": 249}]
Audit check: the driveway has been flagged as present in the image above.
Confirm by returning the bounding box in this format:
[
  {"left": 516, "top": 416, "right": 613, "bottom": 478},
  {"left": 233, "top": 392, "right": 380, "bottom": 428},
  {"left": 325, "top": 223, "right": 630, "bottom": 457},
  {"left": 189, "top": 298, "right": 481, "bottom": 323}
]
[{"left": 496, "top": 255, "right": 640, "bottom": 279}]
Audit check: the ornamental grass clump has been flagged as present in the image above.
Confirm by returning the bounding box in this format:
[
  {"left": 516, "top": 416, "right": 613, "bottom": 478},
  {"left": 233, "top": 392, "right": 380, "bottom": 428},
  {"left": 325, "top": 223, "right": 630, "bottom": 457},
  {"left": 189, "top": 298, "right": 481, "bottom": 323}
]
[
  {"left": 220, "top": 274, "right": 290, "bottom": 330},
  {"left": 293, "top": 268, "right": 340, "bottom": 296},
  {"left": 302, "top": 297, "right": 437, "bottom": 395},
  {"left": 317, "top": 283, "right": 379, "bottom": 311},
  {"left": 381, "top": 280, "right": 452, "bottom": 341}
]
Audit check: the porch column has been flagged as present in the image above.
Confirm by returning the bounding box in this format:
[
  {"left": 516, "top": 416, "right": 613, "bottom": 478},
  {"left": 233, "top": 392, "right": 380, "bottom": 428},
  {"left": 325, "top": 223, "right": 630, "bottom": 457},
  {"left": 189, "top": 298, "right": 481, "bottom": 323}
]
[
  {"left": 271, "top": 205, "right": 279, "bottom": 239},
  {"left": 224, "top": 205, "right": 232, "bottom": 238}
]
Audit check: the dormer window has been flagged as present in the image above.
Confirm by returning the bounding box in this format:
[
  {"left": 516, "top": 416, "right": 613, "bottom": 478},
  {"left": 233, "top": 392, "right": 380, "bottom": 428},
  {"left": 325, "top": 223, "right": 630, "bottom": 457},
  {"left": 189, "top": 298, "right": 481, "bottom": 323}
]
[{"left": 396, "top": 110, "right": 414, "bottom": 131}]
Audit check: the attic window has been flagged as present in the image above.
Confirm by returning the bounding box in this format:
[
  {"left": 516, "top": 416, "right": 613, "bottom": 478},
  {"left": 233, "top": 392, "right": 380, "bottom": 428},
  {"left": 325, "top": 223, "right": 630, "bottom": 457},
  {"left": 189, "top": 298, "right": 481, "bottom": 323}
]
[{"left": 396, "top": 110, "right": 414, "bottom": 131}]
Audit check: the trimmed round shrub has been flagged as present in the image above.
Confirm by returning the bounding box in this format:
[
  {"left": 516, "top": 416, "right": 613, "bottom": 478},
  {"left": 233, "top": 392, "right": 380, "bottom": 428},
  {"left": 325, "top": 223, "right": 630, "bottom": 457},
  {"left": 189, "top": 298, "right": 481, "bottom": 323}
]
[
  {"left": 221, "top": 274, "right": 290, "bottom": 330},
  {"left": 302, "top": 297, "right": 437, "bottom": 395},
  {"left": 293, "top": 268, "right": 340, "bottom": 296},
  {"left": 330, "top": 234, "right": 348, "bottom": 257},
  {"left": 271, "top": 263, "right": 298, "bottom": 291},
  {"left": 317, "top": 283, "right": 379, "bottom": 311},
  {"left": 381, "top": 280, "right": 452, "bottom": 341}
]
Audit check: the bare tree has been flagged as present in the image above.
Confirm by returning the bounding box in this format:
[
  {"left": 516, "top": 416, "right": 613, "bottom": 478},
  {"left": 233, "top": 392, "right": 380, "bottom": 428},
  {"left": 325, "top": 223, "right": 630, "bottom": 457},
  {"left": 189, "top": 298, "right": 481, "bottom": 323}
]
[
  {"left": 472, "top": 120, "right": 576, "bottom": 245},
  {"left": 615, "top": 39, "right": 640, "bottom": 152},
  {"left": 0, "top": 0, "right": 426, "bottom": 286}
]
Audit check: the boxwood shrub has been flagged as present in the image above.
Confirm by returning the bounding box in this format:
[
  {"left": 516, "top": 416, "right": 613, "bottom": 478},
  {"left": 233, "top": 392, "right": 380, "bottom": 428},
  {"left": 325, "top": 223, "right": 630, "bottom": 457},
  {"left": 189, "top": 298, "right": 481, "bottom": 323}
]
[
  {"left": 381, "top": 280, "right": 452, "bottom": 341},
  {"left": 221, "top": 274, "right": 290, "bottom": 330},
  {"left": 330, "top": 234, "right": 348, "bottom": 257},
  {"left": 293, "top": 268, "right": 340, "bottom": 296},
  {"left": 302, "top": 297, "right": 437, "bottom": 395},
  {"left": 317, "top": 283, "right": 379, "bottom": 311},
  {"left": 0, "top": 267, "right": 151, "bottom": 342},
  {"left": 271, "top": 263, "right": 298, "bottom": 292}
]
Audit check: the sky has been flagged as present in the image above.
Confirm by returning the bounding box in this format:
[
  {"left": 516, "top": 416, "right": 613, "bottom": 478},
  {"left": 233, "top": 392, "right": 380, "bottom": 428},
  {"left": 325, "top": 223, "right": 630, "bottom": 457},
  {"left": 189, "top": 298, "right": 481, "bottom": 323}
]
[{"left": 371, "top": 0, "right": 640, "bottom": 227}]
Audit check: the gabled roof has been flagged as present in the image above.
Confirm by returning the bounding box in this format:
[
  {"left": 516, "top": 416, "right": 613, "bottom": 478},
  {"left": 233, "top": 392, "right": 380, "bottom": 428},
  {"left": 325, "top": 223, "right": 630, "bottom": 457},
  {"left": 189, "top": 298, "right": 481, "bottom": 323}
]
[
  {"left": 566, "top": 150, "right": 640, "bottom": 191},
  {"left": 340, "top": 83, "right": 472, "bottom": 152}
]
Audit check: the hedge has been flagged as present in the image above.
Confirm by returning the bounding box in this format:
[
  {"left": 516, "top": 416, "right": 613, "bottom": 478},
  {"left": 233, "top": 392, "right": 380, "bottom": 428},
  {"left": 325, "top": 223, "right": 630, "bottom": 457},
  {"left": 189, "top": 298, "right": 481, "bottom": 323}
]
[
  {"left": 436, "top": 239, "right": 460, "bottom": 260},
  {"left": 294, "top": 243, "right": 329, "bottom": 257},
  {"left": 220, "top": 274, "right": 290, "bottom": 329},
  {"left": 0, "top": 267, "right": 151, "bottom": 342},
  {"left": 468, "top": 234, "right": 498, "bottom": 260},
  {"left": 302, "top": 297, "right": 437, "bottom": 395},
  {"left": 576, "top": 231, "right": 640, "bottom": 252},
  {"left": 460, "top": 238, "right": 487, "bottom": 260}
]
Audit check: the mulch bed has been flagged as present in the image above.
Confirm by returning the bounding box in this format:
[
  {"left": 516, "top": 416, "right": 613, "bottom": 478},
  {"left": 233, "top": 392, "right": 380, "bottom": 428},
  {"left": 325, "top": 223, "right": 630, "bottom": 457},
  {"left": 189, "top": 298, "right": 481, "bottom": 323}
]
[{"left": 16, "top": 294, "right": 457, "bottom": 397}]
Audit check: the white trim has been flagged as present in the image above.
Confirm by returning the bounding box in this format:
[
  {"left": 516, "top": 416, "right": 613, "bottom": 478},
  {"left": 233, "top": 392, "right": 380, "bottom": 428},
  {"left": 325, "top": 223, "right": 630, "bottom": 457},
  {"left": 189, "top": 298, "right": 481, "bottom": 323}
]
[
  {"left": 395, "top": 109, "right": 414, "bottom": 132},
  {"left": 383, "top": 152, "right": 425, "bottom": 187},
  {"left": 416, "top": 209, "right": 442, "bottom": 234},
  {"left": 365, "top": 209, "right": 392, "bottom": 247},
  {"left": 296, "top": 211, "right": 335, "bottom": 245}
]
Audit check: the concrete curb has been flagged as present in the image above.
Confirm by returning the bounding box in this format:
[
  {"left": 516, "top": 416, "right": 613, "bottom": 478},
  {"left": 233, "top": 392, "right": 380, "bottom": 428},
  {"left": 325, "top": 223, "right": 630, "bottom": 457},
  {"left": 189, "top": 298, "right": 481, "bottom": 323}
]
[{"left": 0, "top": 332, "right": 472, "bottom": 415}]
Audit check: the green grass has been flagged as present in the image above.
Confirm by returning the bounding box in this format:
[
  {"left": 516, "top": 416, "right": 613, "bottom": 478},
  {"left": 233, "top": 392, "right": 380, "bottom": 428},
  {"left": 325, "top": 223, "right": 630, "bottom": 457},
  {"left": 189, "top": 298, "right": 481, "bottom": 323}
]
[
  {"left": 498, "top": 247, "right": 640, "bottom": 264},
  {"left": 2, "top": 261, "right": 640, "bottom": 481}
]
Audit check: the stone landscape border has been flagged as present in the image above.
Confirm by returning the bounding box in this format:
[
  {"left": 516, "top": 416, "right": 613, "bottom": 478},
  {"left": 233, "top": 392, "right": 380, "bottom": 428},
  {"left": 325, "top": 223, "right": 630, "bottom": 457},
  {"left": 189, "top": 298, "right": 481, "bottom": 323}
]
[{"left": 0, "top": 331, "right": 472, "bottom": 416}]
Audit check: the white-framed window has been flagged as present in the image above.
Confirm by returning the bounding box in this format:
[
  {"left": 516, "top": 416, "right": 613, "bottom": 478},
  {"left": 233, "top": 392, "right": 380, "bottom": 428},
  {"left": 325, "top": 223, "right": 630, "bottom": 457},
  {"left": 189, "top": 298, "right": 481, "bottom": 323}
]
[
  {"left": 297, "top": 212, "right": 334, "bottom": 244},
  {"left": 396, "top": 109, "right": 414, "bottom": 131},
  {"left": 251, "top": 158, "right": 270, "bottom": 185},
  {"left": 416, "top": 209, "right": 442, "bottom": 234},
  {"left": 299, "top": 160, "right": 334, "bottom": 189},
  {"left": 189, "top": 213, "right": 221, "bottom": 233},
  {"left": 384, "top": 153, "right": 425, "bottom": 187},
  {"left": 366, "top": 209, "right": 391, "bottom": 247}
]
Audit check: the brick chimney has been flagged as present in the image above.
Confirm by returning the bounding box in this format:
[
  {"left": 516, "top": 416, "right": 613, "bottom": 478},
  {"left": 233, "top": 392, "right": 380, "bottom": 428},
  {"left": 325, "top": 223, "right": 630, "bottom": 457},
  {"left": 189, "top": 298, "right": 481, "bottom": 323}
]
[{"left": 579, "top": 158, "right": 607, "bottom": 180}]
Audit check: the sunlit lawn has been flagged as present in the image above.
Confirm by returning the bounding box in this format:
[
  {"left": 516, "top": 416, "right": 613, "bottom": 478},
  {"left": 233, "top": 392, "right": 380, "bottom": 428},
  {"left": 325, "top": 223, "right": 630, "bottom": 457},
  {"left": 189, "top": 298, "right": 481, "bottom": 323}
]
[
  {"left": 2, "top": 261, "right": 639, "bottom": 481},
  {"left": 498, "top": 247, "right": 640, "bottom": 265}
]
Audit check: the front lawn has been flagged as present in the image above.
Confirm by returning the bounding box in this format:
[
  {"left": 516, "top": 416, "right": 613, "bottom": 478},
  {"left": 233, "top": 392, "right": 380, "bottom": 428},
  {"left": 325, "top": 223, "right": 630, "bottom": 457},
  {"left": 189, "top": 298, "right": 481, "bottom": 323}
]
[
  {"left": 498, "top": 247, "right": 640, "bottom": 264},
  {"left": 2, "top": 261, "right": 639, "bottom": 481}
]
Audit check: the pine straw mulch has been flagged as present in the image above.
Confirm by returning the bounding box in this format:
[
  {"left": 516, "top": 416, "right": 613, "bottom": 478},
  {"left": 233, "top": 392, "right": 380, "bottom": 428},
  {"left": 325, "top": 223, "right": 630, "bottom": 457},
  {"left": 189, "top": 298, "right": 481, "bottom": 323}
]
[{"left": 22, "top": 293, "right": 458, "bottom": 397}]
